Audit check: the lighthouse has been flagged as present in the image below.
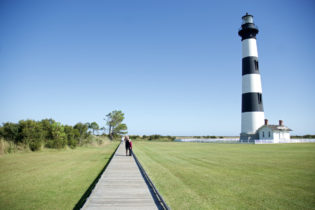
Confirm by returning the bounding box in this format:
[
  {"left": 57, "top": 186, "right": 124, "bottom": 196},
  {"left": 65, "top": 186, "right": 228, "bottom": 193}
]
[{"left": 239, "top": 13, "right": 264, "bottom": 141}]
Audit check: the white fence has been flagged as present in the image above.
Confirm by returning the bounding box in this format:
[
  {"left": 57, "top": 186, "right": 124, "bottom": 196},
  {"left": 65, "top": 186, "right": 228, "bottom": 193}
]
[
  {"left": 175, "top": 138, "right": 239, "bottom": 143},
  {"left": 175, "top": 138, "right": 315, "bottom": 144},
  {"left": 255, "top": 139, "right": 315, "bottom": 144}
]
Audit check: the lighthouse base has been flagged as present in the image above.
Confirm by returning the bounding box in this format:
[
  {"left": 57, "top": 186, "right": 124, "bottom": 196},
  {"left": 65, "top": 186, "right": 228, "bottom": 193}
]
[{"left": 240, "top": 133, "right": 258, "bottom": 142}]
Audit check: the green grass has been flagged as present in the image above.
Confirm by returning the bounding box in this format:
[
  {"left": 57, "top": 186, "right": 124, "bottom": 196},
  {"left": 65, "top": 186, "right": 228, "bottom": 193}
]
[
  {"left": 0, "top": 141, "right": 119, "bottom": 210},
  {"left": 134, "top": 142, "right": 315, "bottom": 210}
]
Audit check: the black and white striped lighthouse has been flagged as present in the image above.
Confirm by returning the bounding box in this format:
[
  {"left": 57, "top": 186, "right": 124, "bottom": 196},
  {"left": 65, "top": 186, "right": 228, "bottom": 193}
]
[{"left": 238, "top": 13, "right": 264, "bottom": 141}]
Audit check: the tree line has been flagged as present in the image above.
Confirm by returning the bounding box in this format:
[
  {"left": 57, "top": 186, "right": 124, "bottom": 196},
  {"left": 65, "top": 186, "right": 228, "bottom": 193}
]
[
  {"left": 0, "top": 119, "right": 93, "bottom": 151},
  {"left": 0, "top": 110, "right": 182, "bottom": 153},
  {"left": 291, "top": 135, "right": 315, "bottom": 139},
  {"left": 128, "top": 135, "right": 175, "bottom": 141},
  {"left": 0, "top": 110, "right": 129, "bottom": 152}
]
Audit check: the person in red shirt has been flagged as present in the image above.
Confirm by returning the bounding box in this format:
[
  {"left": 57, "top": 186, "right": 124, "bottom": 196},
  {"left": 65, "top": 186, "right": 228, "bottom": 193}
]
[
  {"left": 128, "top": 138, "right": 132, "bottom": 156},
  {"left": 124, "top": 136, "right": 130, "bottom": 156}
]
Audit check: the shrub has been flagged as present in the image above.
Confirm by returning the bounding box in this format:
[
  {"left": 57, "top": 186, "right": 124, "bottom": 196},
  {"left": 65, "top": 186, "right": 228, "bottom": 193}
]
[
  {"left": 29, "top": 139, "right": 42, "bottom": 151},
  {"left": 149, "top": 135, "right": 161, "bottom": 140},
  {"left": 64, "top": 125, "right": 79, "bottom": 148},
  {"left": 1, "top": 122, "right": 20, "bottom": 143},
  {"left": 0, "top": 119, "right": 96, "bottom": 152},
  {"left": 76, "top": 123, "right": 90, "bottom": 138},
  {"left": 0, "top": 138, "right": 17, "bottom": 154},
  {"left": 67, "top": 138, "right": 77, "bottom": 149},
  {"left": 40, "top": 119, "right": 55, "bottom": 142},
  {"left": 19, "top": 120, "right": 43, "bottom": 151},
  {"left": 50, "top": 122, "right": 67, "bottom": 149}
]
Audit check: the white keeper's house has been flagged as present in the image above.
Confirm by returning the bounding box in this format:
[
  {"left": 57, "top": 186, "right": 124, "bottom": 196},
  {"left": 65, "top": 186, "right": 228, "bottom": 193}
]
[{"left": 257, "top": 119, "right": 292, "bottom": 143}]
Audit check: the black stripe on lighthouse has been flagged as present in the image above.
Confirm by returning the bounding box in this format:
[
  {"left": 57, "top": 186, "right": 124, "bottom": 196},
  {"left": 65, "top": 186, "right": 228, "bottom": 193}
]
[
  {"left": 242, "top": 93, "right": 264, "bottom": 112},
  {"left": 242, "top": 56, "right": 259, "bottom": 75}
]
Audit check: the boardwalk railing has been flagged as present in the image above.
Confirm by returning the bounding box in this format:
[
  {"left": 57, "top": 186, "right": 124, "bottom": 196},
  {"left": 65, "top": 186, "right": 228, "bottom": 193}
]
[{"left": 133, "top": 152, "right": 171, "bottom": 210}]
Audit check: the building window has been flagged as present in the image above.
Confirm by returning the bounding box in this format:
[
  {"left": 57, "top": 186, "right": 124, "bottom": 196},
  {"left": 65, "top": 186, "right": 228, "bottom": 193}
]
[
  {"left": 269, "top": 131, "right": 271, "bottom": 137},
  {"left": 257, "top": 93, "right": 262, "bottom": 104},
  {"left": 254, "top": 60, "right": 259, "bottom": 71},
  {"left": 262, "top": 131, "right": 264, "bottom": 138}
]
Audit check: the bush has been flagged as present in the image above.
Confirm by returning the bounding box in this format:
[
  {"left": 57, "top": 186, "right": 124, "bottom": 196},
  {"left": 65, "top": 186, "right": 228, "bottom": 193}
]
[
  {"left": 19, "top": 120, "right": 43, "bottom": 150},
  {"left": 0, "top": 119, "right": 98, "bottom": 152},
  {"left": 149, "top": 135, "right": 161, "bottom": 140},
  {"left": 64, "top": 125, "right": 79, "bottom": 148},
  {"left": 97, "top": 138, "right": 103, "bottom": 145},
  {"left": 291, "top": 135, "right": 315, "bottom": 139},
  {"left": 0, "top": 139, "right": 9, "bottom": 154},
  {"left": 0, "top": 122, "right": 20, "bottom": 143},
  {"left": 50, "top": 122, "right": 67, "bottom": 149},
  {"left": 67, "top": 139, "right": 77, "bottom": 149},
  {"left": 0, "top": 138, "right": 20, "bottom": 154},
  {"left": 29, "top": 139, "right": 42, "bottom": 151},
  {"left": 74, "top": 123, "right": 90, "bottom": 139}
]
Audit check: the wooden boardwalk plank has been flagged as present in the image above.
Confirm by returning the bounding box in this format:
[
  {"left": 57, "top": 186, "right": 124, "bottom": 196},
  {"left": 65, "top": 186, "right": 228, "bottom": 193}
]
[{"left": 82, "top": 143, "right": 159, "bottom": 210}]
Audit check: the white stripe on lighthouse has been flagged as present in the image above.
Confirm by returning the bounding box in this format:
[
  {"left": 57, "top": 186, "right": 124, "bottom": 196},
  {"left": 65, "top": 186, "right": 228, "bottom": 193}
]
[
  {"left": 242, "top": 74, "right": 263, "bottom": 94},
  {"left": 242, "top": 38, "right": 258, "bottom": 58},
  {"left": 241, "top": 112, "right": 265, "bottom": 134}
]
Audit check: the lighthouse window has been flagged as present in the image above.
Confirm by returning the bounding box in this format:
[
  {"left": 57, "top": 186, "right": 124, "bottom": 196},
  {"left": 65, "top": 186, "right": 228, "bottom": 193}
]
[
  {"left": 254, "top": 60, "right": 259, "bottom": 70},
  {"left": 257, "top": 93, "right": 262, "bottom": 104}
]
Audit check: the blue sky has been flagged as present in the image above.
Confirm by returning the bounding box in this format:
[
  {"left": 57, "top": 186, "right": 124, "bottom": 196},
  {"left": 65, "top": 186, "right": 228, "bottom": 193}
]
[{"left": 1, "top": 0, "right": 314, "bottom": 136}]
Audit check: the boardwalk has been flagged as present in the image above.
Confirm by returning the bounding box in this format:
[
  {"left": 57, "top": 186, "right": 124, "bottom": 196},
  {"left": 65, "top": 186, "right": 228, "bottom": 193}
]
[{"left": 82, "top": 143, "right": 159, "bottom": 210}]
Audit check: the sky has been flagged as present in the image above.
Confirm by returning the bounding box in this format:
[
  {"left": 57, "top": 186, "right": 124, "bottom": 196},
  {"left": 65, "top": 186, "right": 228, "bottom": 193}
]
[{"left": 1, "top": 0, "right": 314, "bottom": 136}]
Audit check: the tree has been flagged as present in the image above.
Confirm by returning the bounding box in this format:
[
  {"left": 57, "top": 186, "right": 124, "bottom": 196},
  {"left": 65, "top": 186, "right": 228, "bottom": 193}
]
[
  {"left": 0, "top": 122, "right": 19, "bottom": 143},
  {"left": 74, "top": 122, "right": 90, "bottom": 144},
  {"left": 100, "top": 127, "right": 106, "bottom": 135},
  {"left": 85, "top": 122, "right": 91, "bottom": 132},
  {"left": 90, "top": 122, "right": 99, "bottom": 135},
  {"left": 40, "top": 118, "right": 55, "bottom": 142},
  {"left": 64, "top": 125, "right": 79, "bottom": 148},
  {"left": 105, "top": 110, "right": 127, "bottom": 140},
  {"left": 19, "top": 120, "right": 43, "bottom": 151},
  {"left": 46, "top": 122, "right": 67, "bottom": 149}
]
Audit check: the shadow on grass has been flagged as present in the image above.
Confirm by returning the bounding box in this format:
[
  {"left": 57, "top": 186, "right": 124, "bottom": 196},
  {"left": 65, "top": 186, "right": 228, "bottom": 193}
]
[
  {"left": 73, "top": 144, "right": 120, "bottom": 210},
  {"left": 133, "top": 152, "right": 170, "bottom": 210}
]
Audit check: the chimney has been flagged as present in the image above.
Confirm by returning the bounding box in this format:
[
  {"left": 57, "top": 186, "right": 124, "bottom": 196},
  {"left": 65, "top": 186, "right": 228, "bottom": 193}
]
[
  {"left": 279, "top": 120, "right": 283, "bottom": 126},
  {"left": 265, "top": 119, "right": 268, "bottom": 125}
]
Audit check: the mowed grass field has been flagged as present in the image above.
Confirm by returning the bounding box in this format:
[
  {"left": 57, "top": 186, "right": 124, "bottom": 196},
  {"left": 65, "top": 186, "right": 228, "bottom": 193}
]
[
  {"left": 0, "top": 141, "right": 119, "bottom": 210},
  {"left": 134, "top": 142, "right": 315, "bottom": 210}
]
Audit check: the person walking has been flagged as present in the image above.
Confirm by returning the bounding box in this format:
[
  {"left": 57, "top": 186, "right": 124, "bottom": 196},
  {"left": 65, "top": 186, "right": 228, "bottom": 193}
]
[
  {"left": 125, "top": 136, "right": 130, "bottom": 156},
  {"left": 128, "top": 138, "right": 133, "bottom": 156}
]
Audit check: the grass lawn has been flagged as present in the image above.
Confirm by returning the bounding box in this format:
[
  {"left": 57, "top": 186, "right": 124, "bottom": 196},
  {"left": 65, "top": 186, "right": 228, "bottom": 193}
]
[
  {"left": 134, "top": 142, "right": 315, "bottom": 210},
  {"left": 0, "top": 141, "right": 119, "bottom": 210}
]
